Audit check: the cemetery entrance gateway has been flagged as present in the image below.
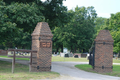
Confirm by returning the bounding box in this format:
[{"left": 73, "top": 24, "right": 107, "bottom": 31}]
[{"left": 31, "top": 22, "right": 113, "bottom": 73}]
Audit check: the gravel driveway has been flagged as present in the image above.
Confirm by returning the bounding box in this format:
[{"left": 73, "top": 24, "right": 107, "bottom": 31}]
[{"left": 0, "top": 57, "right": 120, "bottom": 80}]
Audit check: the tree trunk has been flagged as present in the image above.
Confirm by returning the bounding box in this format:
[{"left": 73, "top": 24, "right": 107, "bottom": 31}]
[
  {"left": 79, "top": 48, "right": 81, "bottom": 53},
  {"left": 118, "top": 51, "right": 120, "bottom": 58},
  {"left": 61, "top": 45, "right": 63, "bottom": 52},
  {"left": 70, "top": 46, "right": 73, "bottom": 53},
  {"left": 83, "top": 49, "right": 85, "bottom": 53},
  {"left": 74, "top": 47, "right": 76, "bottom": 53},
  {"left": 56, "top": 48, "right": 59, "bottom": 54}
]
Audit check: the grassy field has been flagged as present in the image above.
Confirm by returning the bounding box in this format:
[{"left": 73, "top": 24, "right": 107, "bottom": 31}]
[
  {"left": 0, "top": 55, "right": 120, "bottom": 63},
  {"left": 52, "top": 56, "right": 89, "bottom": 62},
  {"left": 0, "top": 55, "right": 29, "bottom": 60},
  {"left": 113, "top": 58, "right": 120, "bottom": 63},
  {"left": 0, "top": 55, "right": 120, "bottom": 79},
  {"left": 75, "top": 64, "right": 120, "bottom": 77},
  {"left": 0, "top": 60, "right": 59, "bottom": 80}
]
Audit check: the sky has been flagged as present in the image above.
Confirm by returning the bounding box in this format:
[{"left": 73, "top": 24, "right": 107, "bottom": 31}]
[{"left": 41, "top": 0, "right": 120, "bottom": 18}]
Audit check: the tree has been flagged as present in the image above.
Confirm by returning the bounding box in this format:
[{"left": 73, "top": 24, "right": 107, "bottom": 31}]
[
  {"left": 108, "top": 12, "right": 120, "bottom": 53},
  {"left": 0, "top": 0, "right": 69, "bottom": 50},
  {"left": 94, "top": 17, "right": 107, "bottom": 32},
  {"left": 0, "top": 0, "right": 45, "bottom": 49},
  {"left": 42, "top": 0, "right": 68, "bottom": 30},
  {"left": 3, "top": 2, "right": 44, "bottom": 33},
  {"left": 52, "top": 9, "right": 74, "bottom": 53},
  {"left": 52, "top": 27, "right": 64, "bottom": 53},
  {"left": 59, "top": 6, "right": 97, "bottom": 53}
]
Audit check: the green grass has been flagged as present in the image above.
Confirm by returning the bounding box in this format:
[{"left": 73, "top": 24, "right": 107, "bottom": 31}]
[
  {"left": 75, "top": 64, "right": 120, "bottom": 77},
  {"left": 0, "top": 60, "right": 59, "bottom": 80},
  {"left": 113, "top": 58, "right": 120, "bottom": 63},
  {"left": 0, "top": 55, "right": 29, "bottom": 60},
  {"left": 52, "top": 56, "right": 88, "bottom": 62},
  {"left": 0, "top": 55, "right": 89, "bottom": 62},
  {"left": 1, "top": 55, "right": 120, "bottom": 63}
]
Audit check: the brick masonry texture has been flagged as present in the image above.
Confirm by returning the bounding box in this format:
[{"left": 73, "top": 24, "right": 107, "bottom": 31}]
[
  {"left": 31, "top": 22, "right": 53, "bottom": 72},
  {"left": 94, "top": 30, "right": 114, "bottom": 73}
]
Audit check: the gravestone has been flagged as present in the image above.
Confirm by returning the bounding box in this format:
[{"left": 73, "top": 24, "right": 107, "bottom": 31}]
[
  {"left": 64, "top": 54, "right": 69, "bottom": 57},
  {"left": 81, "top": 54, "right": 87, "bottom": 58},
  {"left": 94, "top": 30, "right": 114, "bottom": 72},
  {"left": 60, "top": 53, "right": 65, "bottom": 57},
  {"left": 31, "top": 22, "right": 53, "bottom": 72},
  {"left": 73, "top": 53, "right": 81, "bottom": 58},
  {"left": 74, "top": 55, "right": 78, "bottom": 58},
  {"left": 68, "top": 53, "right": 73, "bottom": 57}
]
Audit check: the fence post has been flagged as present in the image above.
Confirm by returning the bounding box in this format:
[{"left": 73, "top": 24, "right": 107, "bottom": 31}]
[
  {"left": 12, "top": 50, "right": 15, "bottom": 73},
  {"left": 29, "top": 51, "right": 32, "bottom": 72}
]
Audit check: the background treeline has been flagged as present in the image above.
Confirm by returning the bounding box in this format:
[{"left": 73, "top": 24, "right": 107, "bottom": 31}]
[{"left": 0, "top": 0, "right": 120, "bottom": 54}]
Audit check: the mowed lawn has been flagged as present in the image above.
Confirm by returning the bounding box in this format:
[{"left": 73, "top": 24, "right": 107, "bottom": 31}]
[
  {"left": 0, "top": 60, "right": 59, "bottom": 80},
  {"left": 52, "top": 56, "right": 120, "bottom": 63},
  {"left": 75, "top": 64, "right": 120, "bottom": 77},
  {"left": 0, "top": 55, "right": 120, "bottom": 79},
  {"left": 52, "top": 56, "right": 89, "bottom": 62},
  {"left": 0, "top": 55, "right": 120, "bottom": 63}
]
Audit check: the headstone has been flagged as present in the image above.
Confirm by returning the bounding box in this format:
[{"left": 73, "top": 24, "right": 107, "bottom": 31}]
[
  {"left": 73, "top": 53, "right": 81, "bottom": 58},
  {"left": 60, "top": 53, "right": 65, "bottom": 57},
  {"left": 94, "top": 30, "right": 114, "bottom": 72},
  {"left": 81, "top": 54, "right": 87, "bottom": 58},
  {"left": 74, "top": 55, "right": 78, "bottom": 58},
  {"left": 68, "top": 53, "right": 73, "bottom": 57},
  {"left": 65, "top": 54, "right": 69, "bottom": 57},
  {"left": 31, "top": 22, "right": 53, "bottom": 72}
]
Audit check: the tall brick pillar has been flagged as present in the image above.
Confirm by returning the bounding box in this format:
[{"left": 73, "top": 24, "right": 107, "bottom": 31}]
[
  {"left": 31, "top": 22, "right": 53, "bottom": 72},
  {"left": 94, "top": 30, "right": 114, "bottom": 72}
]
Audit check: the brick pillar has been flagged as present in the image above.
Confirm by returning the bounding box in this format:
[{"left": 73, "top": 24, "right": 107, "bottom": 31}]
[
  {"left": 94, "top": 30, "right": 114, "bottom": 73},
  {"left": 31, "top": 22, "right": 53, "bottom": 72}
]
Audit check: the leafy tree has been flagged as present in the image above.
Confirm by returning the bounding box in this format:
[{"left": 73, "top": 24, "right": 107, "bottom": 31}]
[
  {"left": 94, "top": 17, "right": 107, "bottom": 32},
  {"left": 3, "top": 2, "right": 44, "bottom": 33},
  {"left": 59, "top": 6, "right": 97, "bottom": 53},
  {"left": 42, "top": 0, "right": 68, "bottom": 30},
  {"left": 108, "top": 12, "right": 120, "bottom": 53},
  {"left": 3, "top": 0, "right": 36, "bottom": 4},
  {"left": 52, "top": 27, "right": 64, "bottom": 53},
  {"left": 52, "top": 9, "right": 74, "bottom": 53},
  {"left": 0, "top": 0, "right": 45, "bottom": 49},
  {"left": 0, "top": 0, "right": 69, "bottom": 50}
]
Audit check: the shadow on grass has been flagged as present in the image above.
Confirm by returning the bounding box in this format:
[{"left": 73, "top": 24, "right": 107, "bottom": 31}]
[{"left": 0, "top": 60, "right": 59, "bottom": 80}]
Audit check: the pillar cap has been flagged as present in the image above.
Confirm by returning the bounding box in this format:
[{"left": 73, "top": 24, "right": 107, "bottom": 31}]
[
  {"left": 31, "top": 22, "right": 53, "bottom": 37},
  {"left": 94, "top": 30, "right": 114, "bottom": 42}
]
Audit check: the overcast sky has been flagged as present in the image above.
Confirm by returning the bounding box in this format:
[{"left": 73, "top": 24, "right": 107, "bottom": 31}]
[{"left": 41, "top": 0, "right": 120, "bottom": 18}]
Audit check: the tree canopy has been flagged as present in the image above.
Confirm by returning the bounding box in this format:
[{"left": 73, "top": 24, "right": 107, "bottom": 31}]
[
  {"left": 53, "top": 6, "right": 97, "bottom": 53},
  {"left": 1, "top": 0, "right": 120, "bottom": 55},
  {"left": 0, "top": 0, "right": 67, "bottom": 49}
]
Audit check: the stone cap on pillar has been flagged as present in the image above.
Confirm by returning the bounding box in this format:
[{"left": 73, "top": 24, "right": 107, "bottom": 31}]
[
  {"left": 31, "top": 22, "right": 53, "bottom": 37},
  {"left": 94, "top": 30, "right": 114, "bottom": 42}
]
